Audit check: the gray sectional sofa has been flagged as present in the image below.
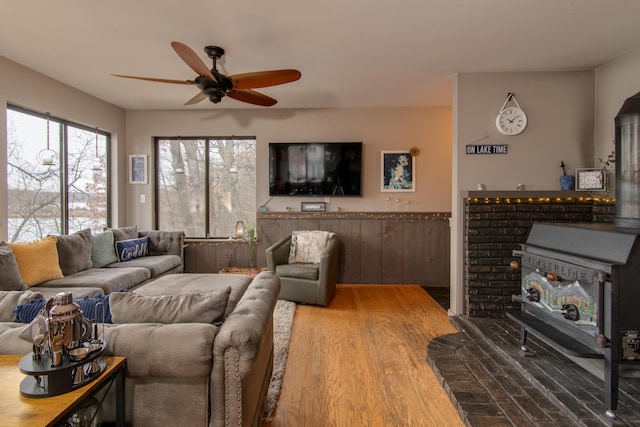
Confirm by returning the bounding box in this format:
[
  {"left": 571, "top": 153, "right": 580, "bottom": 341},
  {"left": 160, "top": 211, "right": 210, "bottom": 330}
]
[
  {"left": 37, "top": 227, "right": 184, "bottom": 295},
  {"left": 0, "top": 228, "right": 281, "bottom": 427}
]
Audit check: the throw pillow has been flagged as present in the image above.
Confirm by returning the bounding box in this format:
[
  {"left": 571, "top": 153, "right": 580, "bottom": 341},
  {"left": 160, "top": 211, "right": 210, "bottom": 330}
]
[
  {"left": 109, "top": 286, "right": 231, "bottom": 324},
  {"left": 110, "top": 226, "right": 138, "bottom": 243},
  {"left": 0, "top": 241, "right": 27, "bottom": 291},
  {"left": 8, "top": 236, "right": 64, "bottom": 286},
  {"left": 115, "top": 236, "right": 149, "bottom": 262},
  {"left": 75, "top": 293, "right": 112, "bottom": 323},
  {"left": 288, "top": 230, "right": 335, "bottom": 264},
  {"left": 91, "top": 230, "right": 118, "bottom": 267},
  {"left": 12, "top": 292, "right": 119, "bottom": 324},
  {"left": 12, "top": 297, "right": 45, "bottom": 324},
  {"left": 55, "top": 229, "right": 93, "bottom": 276},
  {"left": 0, "top": 290, "right": 43, "bottom": 322}
]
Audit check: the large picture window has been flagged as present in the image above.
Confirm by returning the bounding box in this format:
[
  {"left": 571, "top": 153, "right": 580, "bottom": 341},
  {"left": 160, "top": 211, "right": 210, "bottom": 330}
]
[
  {"left": 7, "top": 106, "right": 110, "bottom": 242},
  {"left": 156, "top": 137, "right": 256, "bottom": 238}
]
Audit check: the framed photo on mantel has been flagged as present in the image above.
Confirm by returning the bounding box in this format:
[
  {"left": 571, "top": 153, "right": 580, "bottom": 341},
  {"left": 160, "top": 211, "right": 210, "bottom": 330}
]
[{"left": 576, "top": 168, "right": 606, "bottom": 191}]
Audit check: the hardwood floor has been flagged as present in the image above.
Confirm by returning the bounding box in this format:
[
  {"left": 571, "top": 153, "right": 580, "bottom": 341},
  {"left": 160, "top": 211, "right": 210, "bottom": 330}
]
[{"left": 264, "top": 285, "right": 464, "bottom": 427}]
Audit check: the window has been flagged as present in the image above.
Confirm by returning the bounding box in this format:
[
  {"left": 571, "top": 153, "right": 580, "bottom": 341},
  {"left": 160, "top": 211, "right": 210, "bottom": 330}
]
[
  {"left": 156, "top": 137, "right": 256, "bottom": 238},
  {"left": 7, "top": 106, "right": 110, "bottom": 242}
]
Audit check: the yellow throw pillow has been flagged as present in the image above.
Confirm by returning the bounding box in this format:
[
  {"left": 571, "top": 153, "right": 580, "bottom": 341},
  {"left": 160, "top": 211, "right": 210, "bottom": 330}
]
[{"left": 8, "top": 236, "right": 64, "bottom": 286}]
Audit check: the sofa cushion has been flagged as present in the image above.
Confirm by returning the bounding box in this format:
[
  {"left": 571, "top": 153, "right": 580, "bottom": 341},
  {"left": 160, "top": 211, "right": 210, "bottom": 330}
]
[
  {"left": 115, "top": 236, "right": 149, "bottom": 262},
  {"left": 288, "top": 230, "right": 335, "bottom": 264},
  {"left": 134, "top": 273, "right": 252, "bottom": 317},
  {"left": 276, "top": 263, "right": 320, "bottom": 280},
  {"left": 0, "top": 290, "right": 43, "bottom": 322},
  {"left": 109, "top": 286, "right": 231, "bottom": 325},
  {"left": 0, "top": 241, "right": 27, "bottom": 291},
  {"left": 107, "top": 254, "right": 181, "bottom": 277},
  {"left": 56, "top": 229, "right": 93, "bottom": 275},
  {"left": 111, "top": 226, "right": 138, "bottom": 243},
  {"left": 91, "top": 229, "right": 118, "bottom": 268},
  {"left": 37, "top": 267, "right": 150, "bottom": 294},
  {"left": 8, "top": 236, "right": 64, "bottom": 286}
]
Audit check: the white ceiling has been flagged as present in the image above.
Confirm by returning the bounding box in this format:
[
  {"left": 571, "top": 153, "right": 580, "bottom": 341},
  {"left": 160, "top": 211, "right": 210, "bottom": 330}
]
[{"left": 2, "top": 0, "right": 640, "bottom": 110}]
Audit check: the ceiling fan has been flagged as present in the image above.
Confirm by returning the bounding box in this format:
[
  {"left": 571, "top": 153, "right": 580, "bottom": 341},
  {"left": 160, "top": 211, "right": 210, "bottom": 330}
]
[{"left": 112, "top": 41, "right": 301, "bottom": 106}]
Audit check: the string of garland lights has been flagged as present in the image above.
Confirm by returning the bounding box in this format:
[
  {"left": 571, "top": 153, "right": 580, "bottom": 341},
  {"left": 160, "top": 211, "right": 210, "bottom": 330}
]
[
  {"left": 467, "top": 196, "right": 615, "bottom": 204},
  {"left": 256, "top": 211, "right": 451, "bottom": 222}
]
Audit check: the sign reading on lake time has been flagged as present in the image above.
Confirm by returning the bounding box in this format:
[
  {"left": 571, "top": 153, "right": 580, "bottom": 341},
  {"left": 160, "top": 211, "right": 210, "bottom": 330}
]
[{"left": 466, "top": 144, "right": 508, "bottom": 155}]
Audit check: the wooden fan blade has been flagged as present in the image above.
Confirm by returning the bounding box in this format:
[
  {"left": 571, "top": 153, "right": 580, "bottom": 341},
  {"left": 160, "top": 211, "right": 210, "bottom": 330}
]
[
  {"left": 230, "top": 69, "right": 301, "bottom": 90},
  {"left": 184, "top": 91, "right": 207, "bottom": 105},
  {"left": 111, "top": 74, "right": 194, "bottom": 85},
  {"left": 228, "top": 89, "right": 277, "bottom": 106},
  {"left": 171, "top": 41, "right": 217, "bottom": 83}
]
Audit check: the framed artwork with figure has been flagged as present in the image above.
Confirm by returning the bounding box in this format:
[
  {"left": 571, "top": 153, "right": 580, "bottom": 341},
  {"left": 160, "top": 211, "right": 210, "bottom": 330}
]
[{"left": 381, "top": 150, "right": 415, "bottom": 192}]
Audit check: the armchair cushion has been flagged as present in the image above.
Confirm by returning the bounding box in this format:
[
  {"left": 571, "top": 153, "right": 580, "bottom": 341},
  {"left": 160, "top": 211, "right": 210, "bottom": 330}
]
[
  {"left": 276, "top": 263, "right": 319, "bottom": 280},
  {"left": 288, "top": 230, "right": 336, "bottom": 264}
]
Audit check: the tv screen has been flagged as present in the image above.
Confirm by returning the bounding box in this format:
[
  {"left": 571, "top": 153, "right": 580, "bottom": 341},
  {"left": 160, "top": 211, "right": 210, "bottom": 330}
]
[{"left": 269, "top": 142, "right": 363, "bottom": 196}]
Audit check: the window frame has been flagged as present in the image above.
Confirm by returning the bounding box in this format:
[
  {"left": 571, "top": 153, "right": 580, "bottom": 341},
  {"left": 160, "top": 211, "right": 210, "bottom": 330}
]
[
  {"left": 7, "top": 104, "right": 111, "bottom": 239},
  {"left": 154, "top": 136, "right": 256, "bottom": 239}
]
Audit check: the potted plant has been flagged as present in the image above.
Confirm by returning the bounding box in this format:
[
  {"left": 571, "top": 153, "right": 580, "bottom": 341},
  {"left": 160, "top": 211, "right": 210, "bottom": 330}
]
[{"left": 560, "top": 161, "right": 575, "bottom": 190}]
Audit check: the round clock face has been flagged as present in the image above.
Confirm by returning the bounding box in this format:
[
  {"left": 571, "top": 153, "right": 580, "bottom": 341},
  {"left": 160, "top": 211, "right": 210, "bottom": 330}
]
[{"left": 496, "top": 106, "right": 527, "bottom": 135}]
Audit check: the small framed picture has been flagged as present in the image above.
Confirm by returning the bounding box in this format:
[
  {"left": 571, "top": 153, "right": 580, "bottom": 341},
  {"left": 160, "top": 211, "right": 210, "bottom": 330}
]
[
  {"left": 576, "top": 168, "right": 606, "bottom": 191},
  {"left": 301, "top": 202, "right": 327, "bottom": 212},
  {"left": 381, "top": 150, "right": 415, "bottom": 192},
  {"left": 129, "top": 154, "right": 148, "bottom": 184}
]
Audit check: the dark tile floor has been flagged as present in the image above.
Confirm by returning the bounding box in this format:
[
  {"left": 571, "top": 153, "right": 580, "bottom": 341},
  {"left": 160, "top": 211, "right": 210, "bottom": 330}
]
[
  {"left": 427, "top": 315, "right": 640, "bottom": 426},
  {"left": 422, "top": 286, "right": 450, "bottom": 311}
]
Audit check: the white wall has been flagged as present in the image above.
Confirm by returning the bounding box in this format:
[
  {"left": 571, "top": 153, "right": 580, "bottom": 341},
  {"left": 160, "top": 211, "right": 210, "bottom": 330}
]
[
  {"left": 595, "top": 51, "right": 640, "bottom": 167},
  {"left": 0, "top": 56, "right": 126, "bottom": 241},
  {"left": 124, "top": 107, "right": 452, "bottom": 228},
  {"left": 450, "top": 70, "right": 596, "bottom": 315}
]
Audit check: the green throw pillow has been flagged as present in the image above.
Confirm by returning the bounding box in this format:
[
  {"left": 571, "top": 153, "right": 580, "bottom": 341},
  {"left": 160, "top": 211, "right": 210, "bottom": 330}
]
[{"left": 92, "top": 230, "right": 118, "bottom": 268}]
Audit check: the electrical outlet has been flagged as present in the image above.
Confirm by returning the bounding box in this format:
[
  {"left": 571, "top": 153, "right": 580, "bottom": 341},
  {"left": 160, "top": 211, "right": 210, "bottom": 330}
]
[{"left": 223, "top": 250, "right": 233, "bottom": 260}]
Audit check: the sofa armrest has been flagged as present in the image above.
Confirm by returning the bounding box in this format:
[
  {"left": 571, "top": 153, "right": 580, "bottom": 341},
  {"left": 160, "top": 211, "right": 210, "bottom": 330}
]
[
  {"left": 266, "top": 235, "right": 292, "bottom": 271},
  {"left": 139, "top": 230, "right": 184, "bottom": 259},
  {"left": 210, "top": 271, "right": 281, "bottom": 427},
  {"left": 104, "top": 322, "right": 217, "bottom": 378}
]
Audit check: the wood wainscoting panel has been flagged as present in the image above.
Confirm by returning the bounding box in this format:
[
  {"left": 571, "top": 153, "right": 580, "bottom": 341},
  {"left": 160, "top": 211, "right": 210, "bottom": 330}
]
[{"left": 184, "top": 212, "right": 451, "bottom": 287}]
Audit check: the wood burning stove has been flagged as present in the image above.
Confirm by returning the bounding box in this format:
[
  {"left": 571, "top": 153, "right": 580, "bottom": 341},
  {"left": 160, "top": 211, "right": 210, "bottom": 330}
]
[{"left": 509, "top": 91, "right": 640, "bottom": 420}]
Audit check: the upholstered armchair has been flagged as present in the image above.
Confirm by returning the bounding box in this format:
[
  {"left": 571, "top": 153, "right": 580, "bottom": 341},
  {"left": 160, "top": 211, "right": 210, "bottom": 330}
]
[{"left": 266, "top": 230, "right": 339, "bottom": 306}]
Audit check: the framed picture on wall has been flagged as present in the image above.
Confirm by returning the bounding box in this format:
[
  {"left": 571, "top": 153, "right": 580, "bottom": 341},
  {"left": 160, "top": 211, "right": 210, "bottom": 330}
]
[
  {"left": 129, "top": 154, "right": 148, "bottom": 184},
  {"left": 381, "top": 150, "right": 415, "bottom": 192}
]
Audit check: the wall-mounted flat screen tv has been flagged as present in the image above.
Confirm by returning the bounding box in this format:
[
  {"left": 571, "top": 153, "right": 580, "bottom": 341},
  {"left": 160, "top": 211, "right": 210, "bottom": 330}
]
[{"left": 269, "top": 142, "right": 363, "bottom": 196}]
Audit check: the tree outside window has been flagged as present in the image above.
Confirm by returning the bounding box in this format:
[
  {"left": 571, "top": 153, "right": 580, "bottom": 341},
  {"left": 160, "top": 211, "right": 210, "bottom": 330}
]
[
  {"left": 156, "top": 137, "right": 256, "bottom": 238},
  {"left": 6, "top": 106, "right": 109, "bottom": 242}
]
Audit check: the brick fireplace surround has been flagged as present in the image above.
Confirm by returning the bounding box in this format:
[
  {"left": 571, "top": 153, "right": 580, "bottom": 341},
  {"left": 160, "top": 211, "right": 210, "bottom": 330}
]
[
  {"left": 427, "top": 191, "right": 640, "bottom": 426},
  {"left": 464, "top": 191, "right": 615, "bottom": 318}
]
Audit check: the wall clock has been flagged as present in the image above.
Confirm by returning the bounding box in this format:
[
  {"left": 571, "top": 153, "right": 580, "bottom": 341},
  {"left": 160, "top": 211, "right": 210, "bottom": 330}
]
[{"left": 495, "top": 92, "right": 527, "bottom": 136}]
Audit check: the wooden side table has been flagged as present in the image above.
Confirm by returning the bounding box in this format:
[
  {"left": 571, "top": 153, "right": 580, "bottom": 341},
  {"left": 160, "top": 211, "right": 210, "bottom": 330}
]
[{"left": 0, "top": 354, "right": 126, "bottom": 427}]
